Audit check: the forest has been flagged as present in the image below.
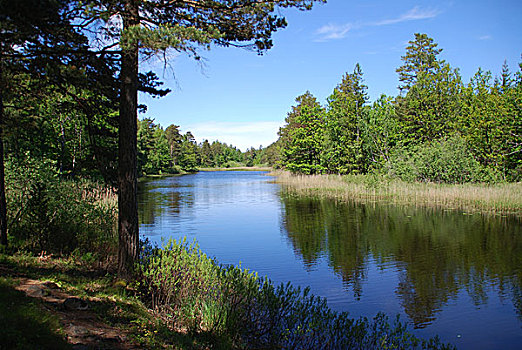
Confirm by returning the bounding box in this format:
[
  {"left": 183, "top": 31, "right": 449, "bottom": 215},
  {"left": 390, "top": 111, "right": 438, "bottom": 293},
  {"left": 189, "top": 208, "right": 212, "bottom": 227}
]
[
  {"left": 0, "top": 0, "right": 517, "bottom": 348},
  {"left": 135, "top": 120, "right": 269, "bottom": 174},
  {"left": 113, "top": 33, "right": 522, "bottom": 184},
  {"left": 275, "top": 34, "right": 521, "bottom": 183}
]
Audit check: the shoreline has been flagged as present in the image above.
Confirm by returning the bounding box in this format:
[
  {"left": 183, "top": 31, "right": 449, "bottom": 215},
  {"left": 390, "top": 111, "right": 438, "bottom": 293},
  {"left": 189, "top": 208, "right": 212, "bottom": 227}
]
[
  {"left": 198, "top": 166, "right": 272, "bottom": 172},
  {"left": 272, "top": 170, "right": 522, "bottom": 217}
]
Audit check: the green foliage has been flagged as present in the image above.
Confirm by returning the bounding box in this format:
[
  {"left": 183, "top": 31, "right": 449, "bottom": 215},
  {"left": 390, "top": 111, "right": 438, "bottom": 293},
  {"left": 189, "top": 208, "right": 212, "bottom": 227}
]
[
  {"left": 396, "top": 63, "right": 463, "bottom": 145},
  {"left": 322, "top": 63, "right": 368, "bottom": 174},
  {"left": 257, "top": 141, "right": 282, "bottom": 167},
  {"left": 360, "top": 95, "right": 399, "bottom": 170},
  {"left": 387, "top": 135, "right": 499, "bottom": 184},
  {"left": 138, "top": 238, "right": 221, "bottom": 331},
  {"left": 138, "top": 118, "right": 173, "bottom": 175},
  {"left": 396, "top": 33, "right": 443, "bottom": 93},
  {"left": 178, "top": 132, "right": 200, "bottom": 172},
  {"left": 274, "top": 33, "right": 522, "bottom": 183},
  {"left": 459, "top": 67, "right": 522, "bottom": 180},
  {"left": 280, "top": 91, "right": 326, "bottom": 174},
  {"left": 138, "top": 238, "right": 454, "bottom": 349},
  {"left": 4, "top": 156, "right": 117, "bottom": 255},
  {"left": 395, "top": 34, "right": 463, "bottom": 145}
]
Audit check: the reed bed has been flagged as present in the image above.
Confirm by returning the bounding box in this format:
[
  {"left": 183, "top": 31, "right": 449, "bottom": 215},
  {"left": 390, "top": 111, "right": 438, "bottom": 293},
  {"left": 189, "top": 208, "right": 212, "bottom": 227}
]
[{"left": 271, "top": 171, "right": 522, "bottom": 217}]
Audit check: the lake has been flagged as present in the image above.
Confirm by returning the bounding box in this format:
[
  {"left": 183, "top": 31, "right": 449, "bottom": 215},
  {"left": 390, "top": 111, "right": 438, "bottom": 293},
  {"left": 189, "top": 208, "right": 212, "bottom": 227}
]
[{"left": 138, "top": 171, "right": 522, "bottom": 349}]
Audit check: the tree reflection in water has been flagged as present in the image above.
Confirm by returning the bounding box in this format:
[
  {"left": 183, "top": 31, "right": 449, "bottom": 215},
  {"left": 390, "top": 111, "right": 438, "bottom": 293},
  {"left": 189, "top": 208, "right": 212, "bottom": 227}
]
[{"left": 280, "top": 190, "right": 522, "bottom": 328}]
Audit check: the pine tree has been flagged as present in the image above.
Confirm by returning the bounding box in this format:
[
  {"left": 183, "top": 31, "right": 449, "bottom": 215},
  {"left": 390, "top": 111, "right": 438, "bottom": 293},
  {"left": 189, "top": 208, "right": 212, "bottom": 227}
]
[
  {"left": 165, "top": 124, "right": 183, "bottom": 165},
  {"left": 396, "top": 33, "right": 442, "bottom": 94},
  {"left": 395, "top": 34, "right": 462, "bottom": 145},
  {"left": 78, "top": 0, "right": 325, "bottom": 276},
  {"left": 323, "top": 63, "right": 368, "bottom": 174},
  {"left": 279, "top": 91, "right": 326, "bottom": 174}
]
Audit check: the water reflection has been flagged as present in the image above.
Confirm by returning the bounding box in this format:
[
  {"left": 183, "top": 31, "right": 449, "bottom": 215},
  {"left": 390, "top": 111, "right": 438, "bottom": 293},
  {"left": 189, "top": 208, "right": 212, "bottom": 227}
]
[
  {"left": 280, "top": 191, "right": 522, "bottom": 328},
  {"left": 138, "top": 178, "right": 195, "bottom": 228},
  {"left": 138, "top": 172, "right": 522, "bottom": 348}
]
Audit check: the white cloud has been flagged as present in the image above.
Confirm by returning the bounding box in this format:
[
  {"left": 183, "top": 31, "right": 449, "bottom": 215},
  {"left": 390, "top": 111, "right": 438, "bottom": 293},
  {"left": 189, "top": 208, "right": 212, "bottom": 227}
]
[
  {"left": 315, "top": 23, "right": 354, "bottom": 41},
  {"left": 372, "top": 7, "right": 440, "bottom": 26},
  {"left": 315, "top": 7, "right": 440, "bottom": 41},
  {"left": 478, "top": 35, "right": 492, "bottom": 40},
  {"left": 182, "top": 121, "right": 283, "bottom": 151}
]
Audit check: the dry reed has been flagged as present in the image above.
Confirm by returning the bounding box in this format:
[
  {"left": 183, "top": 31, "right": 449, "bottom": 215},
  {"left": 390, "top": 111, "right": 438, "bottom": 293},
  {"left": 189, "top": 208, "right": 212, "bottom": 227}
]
[{"left": 271, "top": 170, "right": 522, "bottom": 217}]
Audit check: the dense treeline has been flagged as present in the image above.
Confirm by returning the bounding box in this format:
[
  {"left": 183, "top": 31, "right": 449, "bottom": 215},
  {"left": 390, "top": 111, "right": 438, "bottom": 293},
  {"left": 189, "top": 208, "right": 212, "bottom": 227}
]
[
  {"left": 137, "top": 118, "right": 271, "bottom": 175},
  {"left": 275, "top": 34, "right": 522, "bottom": 183}
]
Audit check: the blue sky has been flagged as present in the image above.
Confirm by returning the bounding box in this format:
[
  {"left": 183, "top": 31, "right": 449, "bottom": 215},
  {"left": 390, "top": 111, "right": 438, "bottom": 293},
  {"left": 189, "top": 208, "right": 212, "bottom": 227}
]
[{"left": 140, "top": 0, "right": 522, "bottom": 151}]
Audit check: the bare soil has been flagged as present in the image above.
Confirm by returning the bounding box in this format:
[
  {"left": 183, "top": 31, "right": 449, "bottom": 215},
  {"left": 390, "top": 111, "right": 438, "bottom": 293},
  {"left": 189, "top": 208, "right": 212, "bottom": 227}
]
[{"left": 14, "top": 277, "right": 138, "bottom": 350}]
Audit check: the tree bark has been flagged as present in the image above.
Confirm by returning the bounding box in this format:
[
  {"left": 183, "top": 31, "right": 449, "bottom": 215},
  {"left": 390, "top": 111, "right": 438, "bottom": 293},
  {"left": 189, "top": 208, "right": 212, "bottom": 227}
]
[
  {"left": 0, "top": 52, "right": 7, "bottom": 247},
  {"left": 117, "top": 0, "right": 140, "bottom": 278}
]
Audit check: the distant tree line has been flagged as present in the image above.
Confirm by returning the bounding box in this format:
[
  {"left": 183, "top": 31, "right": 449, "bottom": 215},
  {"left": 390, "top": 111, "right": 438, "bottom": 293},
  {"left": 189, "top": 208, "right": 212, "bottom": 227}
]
[
  {"left": 136, "top": 118, "right": 271, "bottom": 174},
  {"left": 274, "top": 33, "right": 522, "bottom": 183}
]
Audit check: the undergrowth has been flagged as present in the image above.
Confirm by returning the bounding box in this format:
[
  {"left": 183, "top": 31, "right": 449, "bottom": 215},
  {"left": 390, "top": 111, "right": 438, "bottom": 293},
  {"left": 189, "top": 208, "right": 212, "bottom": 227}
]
[{"left": 137, "top": 238, "right": 456, "bottom": 350}]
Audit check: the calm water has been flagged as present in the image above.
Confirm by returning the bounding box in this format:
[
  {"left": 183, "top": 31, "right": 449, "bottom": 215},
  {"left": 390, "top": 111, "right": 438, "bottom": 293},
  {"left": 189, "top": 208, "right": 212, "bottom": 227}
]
[{"left": 138, "top": 171, "right": 522, "bottom": 349}]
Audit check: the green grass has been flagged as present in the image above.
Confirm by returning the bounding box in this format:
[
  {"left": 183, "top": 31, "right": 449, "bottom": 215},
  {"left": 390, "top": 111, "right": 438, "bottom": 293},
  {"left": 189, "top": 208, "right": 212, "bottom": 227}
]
[{"left": 0, "top": 252, "right": 208, "bottom": 350}]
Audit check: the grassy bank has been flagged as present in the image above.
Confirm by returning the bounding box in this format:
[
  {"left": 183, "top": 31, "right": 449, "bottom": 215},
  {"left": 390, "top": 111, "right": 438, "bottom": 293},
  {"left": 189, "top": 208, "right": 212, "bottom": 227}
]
[
  {"left": 272, "top": 171, "right": 522, "bottom": 216},
  {"left": 1, "top": 241, "right": 455, "bottom": 350},
  {"left": 0, "top": 251, "right": 202, "bottom": 349}
]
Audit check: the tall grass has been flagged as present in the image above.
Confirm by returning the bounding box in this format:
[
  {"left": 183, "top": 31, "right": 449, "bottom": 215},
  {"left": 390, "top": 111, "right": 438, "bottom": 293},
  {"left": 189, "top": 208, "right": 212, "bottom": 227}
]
[{"left": 272, "top": 171, "right": 522, "bottom": 216}]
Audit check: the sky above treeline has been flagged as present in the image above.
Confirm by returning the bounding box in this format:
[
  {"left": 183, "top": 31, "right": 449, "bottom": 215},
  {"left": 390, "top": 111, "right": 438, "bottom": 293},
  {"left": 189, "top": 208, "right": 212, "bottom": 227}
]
[{"left": 140, "top": 0, "right": 522, "bottom": 151}]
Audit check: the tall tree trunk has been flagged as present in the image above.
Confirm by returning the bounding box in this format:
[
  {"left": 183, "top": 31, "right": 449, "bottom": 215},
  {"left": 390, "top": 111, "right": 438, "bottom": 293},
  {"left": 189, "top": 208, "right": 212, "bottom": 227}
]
[
  {"left": 0, "top": 81, "right": 7, "bottom": 246},
  {"left": 0, "top": 51, "right": 7, "bottom": 247},
  {"left": 118, "top": 0, "right": 140, "bottom": 278}
]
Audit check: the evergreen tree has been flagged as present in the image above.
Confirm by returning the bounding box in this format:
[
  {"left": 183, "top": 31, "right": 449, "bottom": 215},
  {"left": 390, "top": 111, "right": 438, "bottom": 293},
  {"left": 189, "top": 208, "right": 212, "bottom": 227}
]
[
  {"left": 200, "top": 139, "right": 213, "bottom": 167},
  {"left": 149, "top": 126, "right": 171, "bottom": 173},
  {"left": 500, "top": 60, "right": 513, "bottom": 93},
  {"left": 396, "top": 33, "right": 442, "bottom": 94},
  {"left": 279, "top": 92, "right": 325, "bottom": 174},
  {"left": 323, "top": 63, "right": 368, "bottom": 174},
  {"left": 179, "top": 131, "right": 199, "bottom": 172},
  {"left": 137, "top": 118, "right": 171, "bottom": 174},
  {"left": 165, "top": 124, "right": 183, "bottom": 165},
  {"left": 461, "top": 66, "right": 520, "bottom": 179},
  {"left": 395, "top": 34, "right": 462, "bottom": 144}
]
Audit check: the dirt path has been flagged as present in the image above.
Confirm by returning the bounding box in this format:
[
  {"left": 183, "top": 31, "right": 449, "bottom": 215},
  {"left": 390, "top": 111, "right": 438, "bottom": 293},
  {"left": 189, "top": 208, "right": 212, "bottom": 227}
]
[{"left": 14, "top": 278, "right": 138, "bottom": 350}]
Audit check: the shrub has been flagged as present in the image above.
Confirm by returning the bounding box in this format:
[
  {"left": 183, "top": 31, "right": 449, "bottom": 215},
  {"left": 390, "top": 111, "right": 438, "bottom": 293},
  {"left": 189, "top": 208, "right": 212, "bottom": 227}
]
[
  {"left": 387, "top": 135, "right": 501, "bottom": 183},
  {"left": 5, "top": 155, "right": 117, "bottom": 256},
  {"left": 138, "top": 238, "right": 455, "bottom": 349}
]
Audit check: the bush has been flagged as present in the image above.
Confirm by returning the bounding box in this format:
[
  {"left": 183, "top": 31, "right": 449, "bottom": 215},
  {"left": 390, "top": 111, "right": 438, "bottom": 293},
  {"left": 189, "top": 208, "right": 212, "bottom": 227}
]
[
  {"left": 286, "top": 162, "right": 325, "bottom": 175},
  {"left": 138, "top": 239, "right": 455, "bottom": 349},
  {"left": 387, "top": 135, "right": 501, "bottom": 183},
  {"left": 5, "top": 155, "right": 117, "bottom": 256}
]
